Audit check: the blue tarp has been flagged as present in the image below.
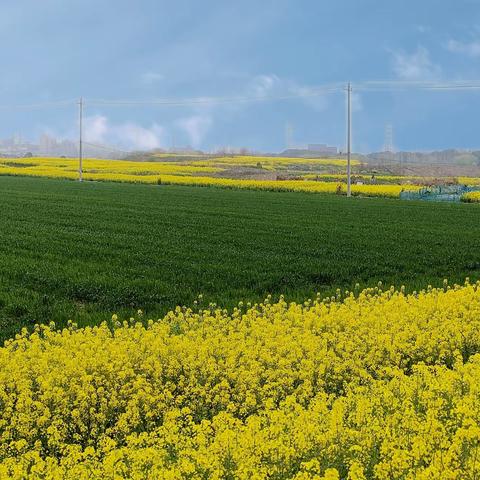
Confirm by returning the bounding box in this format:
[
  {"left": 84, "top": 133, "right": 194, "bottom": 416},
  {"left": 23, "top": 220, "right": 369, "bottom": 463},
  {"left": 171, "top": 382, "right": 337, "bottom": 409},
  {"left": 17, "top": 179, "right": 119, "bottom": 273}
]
[{"left": 400, "top": 185, "right": 480, "bottom": 202}]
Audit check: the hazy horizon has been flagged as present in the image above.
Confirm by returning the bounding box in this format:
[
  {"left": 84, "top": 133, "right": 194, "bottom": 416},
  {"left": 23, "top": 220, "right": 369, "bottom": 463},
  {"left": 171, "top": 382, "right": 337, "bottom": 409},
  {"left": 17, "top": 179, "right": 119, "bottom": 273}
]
[{"left": 2, "top": 0, "right": 480, "bottom": 153}]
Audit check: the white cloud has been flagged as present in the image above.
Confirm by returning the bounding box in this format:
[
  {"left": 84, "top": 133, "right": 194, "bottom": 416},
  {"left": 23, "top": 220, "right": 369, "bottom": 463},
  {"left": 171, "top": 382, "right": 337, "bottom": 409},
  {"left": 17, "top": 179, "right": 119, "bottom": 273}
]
[
  {"left": 290, "top": 84, "right": 331, "bottom": 111},
  {"left": 391, "top": 46, "right": 440, "bottom": 80},
  {"left": 115, "top": 122, "right": 165, "bottom": 150},
  {"left": 79, "top": 74, "right": 339, "bottom": 151},
  {"left": 84, "top": 115, "right": 108, "bottom": 144},
  {"left": 246, "top": 74, "right": 331, "bottom": 111},
  {"left": 141, "top": 72, "right": 165, "bottom": 85},
  {"left": 176, "top": 115, "right": 212, "bottom": 147},
  {"left": 84, "top": 115, "right": 166, "bottom": 150},
  {"left": 446, "top": 39, "right": 480, "bottom": 57},
  {"left": 249, "top": 74, "right": 281, "bottom": 97}
]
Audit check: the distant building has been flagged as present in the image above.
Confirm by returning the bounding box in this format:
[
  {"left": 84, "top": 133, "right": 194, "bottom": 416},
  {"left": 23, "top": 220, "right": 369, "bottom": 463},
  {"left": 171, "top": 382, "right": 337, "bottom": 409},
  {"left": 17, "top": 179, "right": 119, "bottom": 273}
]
[
  {"left": 307, "top": 144, "right": 338, "bottom": 155},
  {"left": 0, "top": 133, "right": 122, "bottom": 159},
  {"left": 38, "top": 134, "right": 77, "bottom": 157},
  {"left": 0, "top": 134, "right": 38, "bottom": 156},
  {"left": 39, "top": 134, "right": 56, "bottom": 155}
]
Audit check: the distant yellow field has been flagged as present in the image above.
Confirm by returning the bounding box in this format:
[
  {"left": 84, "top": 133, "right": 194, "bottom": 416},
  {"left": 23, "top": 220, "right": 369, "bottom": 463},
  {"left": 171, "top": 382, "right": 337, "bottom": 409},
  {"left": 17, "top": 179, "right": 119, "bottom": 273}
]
[
  {"left": 462, "top": 191, "right": 480, "bottom": 202},
  {"left": 303, "top": 173, "right": 424, "bottom": 182},
  {"left": 304, "top": 172, "right": 480, "bottom": 186},
  {"left": 191, "top": 155, "right": 360, "bottom": 169},
  {"left": 0, "top": 157, "right": 221, "bottom": 178},
  {"left": 457, "top": 176, "right": 480, "bottom": 186},
  {"left": 0, "top": 157, "right": 419, "bottom": 198},
  {"left": 157, "top": 175, "right": 414, "bottom": 198}
]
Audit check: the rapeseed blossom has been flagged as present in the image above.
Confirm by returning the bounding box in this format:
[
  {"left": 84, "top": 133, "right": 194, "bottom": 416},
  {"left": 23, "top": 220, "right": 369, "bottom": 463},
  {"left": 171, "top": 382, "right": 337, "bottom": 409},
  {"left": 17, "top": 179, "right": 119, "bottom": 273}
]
[
  {"left": 189, "top": 155, "right": 358, "bottom": 168},
  {"left": 462, "top": 191, "right": 480, "bottom": 202},
  {"left": 1, "top": 282, "right": 480, "bottom": 477},
  {"left": 0, "top": 157, "right": 417, "bottom": 198}
]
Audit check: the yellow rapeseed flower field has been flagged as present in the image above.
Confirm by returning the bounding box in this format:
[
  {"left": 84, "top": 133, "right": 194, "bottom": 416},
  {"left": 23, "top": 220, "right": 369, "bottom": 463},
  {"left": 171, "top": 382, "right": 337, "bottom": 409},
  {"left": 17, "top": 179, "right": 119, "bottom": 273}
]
[
  {"left": 156, "top": 175, "right": 410, "bottom": 198},
  {"left": 1, "top": 282, "right": 480, "bottom": 478},
  {"left": 304, "top": 173, "right": 480, "bottom": 186},
  {"left": 0, "top": 157, "right": 415, "bottom": 198},
  {"left": 462, "top": 191, "right": 480, "bottom": 202},
  {"left": 190, "top": 155, "right": 360, "bottom": 168},
  {"left": 458, "top": 176, "right": 480, "bottom": 186},
  {"left": 302, "top": 173, "right": 423, "bottom": 182},
  {"left": 0, "top": 157, "right": 221, "bottom": 178}
]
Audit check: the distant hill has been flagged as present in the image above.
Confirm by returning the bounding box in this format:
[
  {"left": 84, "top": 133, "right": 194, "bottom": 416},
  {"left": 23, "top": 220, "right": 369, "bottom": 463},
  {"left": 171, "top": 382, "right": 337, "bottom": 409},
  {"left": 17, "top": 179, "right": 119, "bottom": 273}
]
[
  {"left": 278, "top": 148, "right": 480, "bottom": 166},
  {"left": 279, "top": 149, "right": 341, "bottom": 158},
  {"left": 366, "top": 150, "right": 480, "bottom": 166}
]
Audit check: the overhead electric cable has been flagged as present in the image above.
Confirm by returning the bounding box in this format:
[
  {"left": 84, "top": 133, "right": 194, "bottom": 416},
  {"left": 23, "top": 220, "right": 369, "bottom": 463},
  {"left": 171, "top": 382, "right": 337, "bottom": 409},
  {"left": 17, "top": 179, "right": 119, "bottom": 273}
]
[{"left": 1, "top": 81, "right": 480, "bottom": 110}]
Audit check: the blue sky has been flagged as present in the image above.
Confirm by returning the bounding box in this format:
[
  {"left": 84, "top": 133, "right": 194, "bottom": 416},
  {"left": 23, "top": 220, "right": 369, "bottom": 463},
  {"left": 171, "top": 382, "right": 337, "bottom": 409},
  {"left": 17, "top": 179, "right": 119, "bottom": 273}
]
[{"left": 2, "top": 0, "right": 480, "bottom": 153}]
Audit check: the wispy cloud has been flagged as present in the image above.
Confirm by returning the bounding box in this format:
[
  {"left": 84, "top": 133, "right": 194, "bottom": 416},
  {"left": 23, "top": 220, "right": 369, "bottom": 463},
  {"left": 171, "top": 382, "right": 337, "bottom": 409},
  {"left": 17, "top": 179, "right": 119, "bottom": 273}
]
[
  {"left": 249, "top": 74, "right": 281, "bottom": 97},
  {"left": 169, "top": 74, "right": 334, "bottom": 148},
  {"left": 246, "top": 74, "right": 331, "bottom": 111},
  {"left": 391, "top": 46, "right": 440, "bottom": 80},
  {"left": 84, "top": 115, "right": 166, "bottom": 150},
  {"left": 415, "top": 25, "right": 431, "bottom": 34},
  {"left": 141, "top": 72, "right": 165, "bottom": 85},
  {"left": 446, "top": 38, "right": 480, "bottom": 57},
  {"left": 176, "top": 115, "right": 213, "bottom": 147}
]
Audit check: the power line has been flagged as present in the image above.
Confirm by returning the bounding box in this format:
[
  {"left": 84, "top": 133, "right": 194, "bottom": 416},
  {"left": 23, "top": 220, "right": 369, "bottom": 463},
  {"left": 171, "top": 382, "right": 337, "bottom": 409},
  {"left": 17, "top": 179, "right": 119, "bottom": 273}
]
[
  {"left": 86, "top": 82, "right": 480, "bottom": 107},
  {"left": 82, "top": 141, "right": 132, "bottom": 155},
  {"left": 86, "top": 87, "right": 344, "bottom": 107},
  {"left": 0, "top": 99, "right": 77, "bottom": 110},
  {"left": 356, "top": 81, "right": 480, "bottom": 91},
  {"left": 0, "top": 81, "right": 480, "bottom": 110}
]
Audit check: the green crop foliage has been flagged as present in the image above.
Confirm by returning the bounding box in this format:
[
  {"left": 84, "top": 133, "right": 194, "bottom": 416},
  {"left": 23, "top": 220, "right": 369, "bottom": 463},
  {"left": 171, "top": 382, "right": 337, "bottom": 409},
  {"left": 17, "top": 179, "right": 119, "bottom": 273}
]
[{"left": 0, "top": 176, "right": 479, "bottom": 341}]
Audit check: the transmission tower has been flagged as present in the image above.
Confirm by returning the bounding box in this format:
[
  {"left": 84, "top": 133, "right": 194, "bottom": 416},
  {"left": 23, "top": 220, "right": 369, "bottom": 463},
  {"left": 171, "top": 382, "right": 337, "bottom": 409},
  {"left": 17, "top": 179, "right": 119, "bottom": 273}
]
[
  {"left": 383, "top": 123, "right": 394, "bottom": 153},
  {"left": 383, "top": 123, "right": 394, "bottom": 167}
]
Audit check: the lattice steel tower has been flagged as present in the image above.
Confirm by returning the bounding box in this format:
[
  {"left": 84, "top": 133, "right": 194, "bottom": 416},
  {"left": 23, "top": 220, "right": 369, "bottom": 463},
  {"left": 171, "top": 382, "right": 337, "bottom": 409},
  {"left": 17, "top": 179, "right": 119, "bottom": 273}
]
[{"left": 383, "top": 123, "right": 394, "bottom": 153}]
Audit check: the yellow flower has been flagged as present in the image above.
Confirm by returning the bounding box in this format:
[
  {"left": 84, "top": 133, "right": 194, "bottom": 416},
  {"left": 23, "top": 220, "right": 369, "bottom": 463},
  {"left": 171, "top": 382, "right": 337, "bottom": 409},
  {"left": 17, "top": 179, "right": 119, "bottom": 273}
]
[{"left": 1, "top": 281, "right": 480, "bottom": 477}]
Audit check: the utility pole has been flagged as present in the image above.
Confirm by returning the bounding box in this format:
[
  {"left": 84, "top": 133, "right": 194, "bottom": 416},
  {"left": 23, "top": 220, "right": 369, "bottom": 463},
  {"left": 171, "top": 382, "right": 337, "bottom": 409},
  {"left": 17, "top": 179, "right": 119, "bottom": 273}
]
[
  {"left": 346, "top": 82, "right": 352, "bottom": 197},
  {"left": 78, "top": 97, "right": 83, "bottom": 182}
]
